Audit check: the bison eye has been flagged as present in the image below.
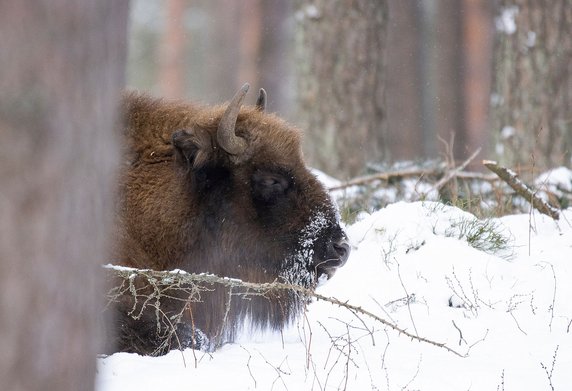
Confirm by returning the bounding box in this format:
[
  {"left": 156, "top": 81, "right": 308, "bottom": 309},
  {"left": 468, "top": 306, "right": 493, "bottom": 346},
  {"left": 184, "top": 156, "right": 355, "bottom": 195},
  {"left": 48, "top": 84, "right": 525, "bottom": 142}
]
[{"left": 252, "top": 170, "right": 291, "bottom": 202}]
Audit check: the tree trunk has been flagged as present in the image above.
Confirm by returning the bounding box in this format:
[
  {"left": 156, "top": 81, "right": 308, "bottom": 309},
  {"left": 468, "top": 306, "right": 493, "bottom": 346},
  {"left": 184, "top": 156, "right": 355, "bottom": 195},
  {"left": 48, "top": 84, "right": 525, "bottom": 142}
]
[
  {"left": 461, "top": 0, "right": 493, "bottom": 166},
  {"left": 294, "top": 0, "right": 388, "bottom": 178},
  {"left": 385, "top": 0, "right": 423, "bottom": 161},
  {"left": 238, "top": 0, "right": 263, "bottom": 91},
  {"left": 259, "top": 0, "right": 294, "bottom": 117},
  {"left": 159, "top": 0, "right": 187, "bottom": 98},
  {"left": 0, "top": 2, "right": 128, "bottom": 391},
  {"left": 491, "top": 0, "right": 572, "bottom": 172}
]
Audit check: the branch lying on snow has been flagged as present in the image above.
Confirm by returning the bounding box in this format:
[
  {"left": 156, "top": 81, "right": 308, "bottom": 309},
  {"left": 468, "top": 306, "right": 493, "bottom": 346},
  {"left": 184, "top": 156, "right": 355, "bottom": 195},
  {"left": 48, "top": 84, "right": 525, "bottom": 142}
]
[
  {"left": 104, "top": 264, "right": 467, "bottom": 357},
  {"left": 328, "top": 168, "right": 432, "bottom": 191},
  {"left": 483, "top": 160, "right": 560, "bottom": 220},
  {"left": 327, "top": 160, "right": 498, "bottom": 192}
]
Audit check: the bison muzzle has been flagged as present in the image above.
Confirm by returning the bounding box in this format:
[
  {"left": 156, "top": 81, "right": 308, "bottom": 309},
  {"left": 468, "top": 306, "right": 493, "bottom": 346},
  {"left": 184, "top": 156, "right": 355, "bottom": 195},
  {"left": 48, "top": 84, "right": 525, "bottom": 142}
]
[{"left": 111, "top": 84, "right": 349, "bottom": 355}]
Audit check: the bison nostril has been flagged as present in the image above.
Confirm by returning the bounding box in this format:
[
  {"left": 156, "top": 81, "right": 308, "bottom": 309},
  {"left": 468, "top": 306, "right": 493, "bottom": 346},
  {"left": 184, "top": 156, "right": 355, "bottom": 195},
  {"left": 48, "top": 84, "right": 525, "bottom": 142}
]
[{"left": 333, "top": 240, "right": 351, "bottom": 264}]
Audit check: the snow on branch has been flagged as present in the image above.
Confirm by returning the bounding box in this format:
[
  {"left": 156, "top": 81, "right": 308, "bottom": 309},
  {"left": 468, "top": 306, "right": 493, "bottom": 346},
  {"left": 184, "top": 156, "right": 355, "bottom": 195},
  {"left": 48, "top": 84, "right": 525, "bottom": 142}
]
[
  {"left": 104, "top": 264, "right": 466, "bottom": 357},
  {"left": 483, "top": 160, "right": 560, "bottom": 220}
]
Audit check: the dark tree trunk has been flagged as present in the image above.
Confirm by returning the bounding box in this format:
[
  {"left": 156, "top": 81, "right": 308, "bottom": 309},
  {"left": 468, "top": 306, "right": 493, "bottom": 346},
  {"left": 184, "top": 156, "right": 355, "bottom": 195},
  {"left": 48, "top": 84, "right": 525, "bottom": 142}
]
[
  {"left": 294, "top": 0, "right": 388, "bottom": 178},
  {"left": 491, "top": 0, "right": 572, "bottom": 171},
  {"left": 0, "top": 2, "right": 128, "bottom": 390}
]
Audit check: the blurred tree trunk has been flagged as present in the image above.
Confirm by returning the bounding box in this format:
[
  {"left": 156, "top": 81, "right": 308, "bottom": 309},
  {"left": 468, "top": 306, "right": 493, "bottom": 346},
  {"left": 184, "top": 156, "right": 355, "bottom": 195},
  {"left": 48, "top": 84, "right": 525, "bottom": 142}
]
[
  {"left": 206, "top": 1, "right": 241, "bottom": 100},
  {"left": 385, "top": 0, "right": 492, "bottom": 166},
  {"left": 259, "top": 0, "right": 294, "bottom": 116},
  {"left": 491, "top": 0, "right": 572, "bottom": 171},
  {"left": 238, "top": 0, "right": 263, "bottom": 91},
  {"left": 294, "top": 0, "right": 388, "bottom": 178},
  {"left": 159, "top": 0, "right": 187, "bottom": 98},
  {"left": 0, "top": 2, "right": 128, "bottom": 391},
  {"left": 461, "top": 0, "right": 492, "bottom": 166},
  {"left": 432, "top": 0, "right": 465, "bottom": 159},
  {"left": 385, "top": 0, "right": 423, "bottom": 161}
]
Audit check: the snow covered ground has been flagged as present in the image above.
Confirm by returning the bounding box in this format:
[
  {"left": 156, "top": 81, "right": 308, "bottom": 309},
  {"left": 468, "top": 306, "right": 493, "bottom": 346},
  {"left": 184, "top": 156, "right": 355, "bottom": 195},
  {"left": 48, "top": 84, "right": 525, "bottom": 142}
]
[{"left": 97, "top": 201, "right": 572, "bottom": 391}]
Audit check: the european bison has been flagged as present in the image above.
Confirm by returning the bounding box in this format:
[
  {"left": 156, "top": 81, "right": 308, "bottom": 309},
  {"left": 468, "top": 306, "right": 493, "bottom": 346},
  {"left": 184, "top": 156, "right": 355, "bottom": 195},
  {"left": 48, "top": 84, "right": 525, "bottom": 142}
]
[{"left": 112, "top": 84, "right": 349, "bottom": 355}]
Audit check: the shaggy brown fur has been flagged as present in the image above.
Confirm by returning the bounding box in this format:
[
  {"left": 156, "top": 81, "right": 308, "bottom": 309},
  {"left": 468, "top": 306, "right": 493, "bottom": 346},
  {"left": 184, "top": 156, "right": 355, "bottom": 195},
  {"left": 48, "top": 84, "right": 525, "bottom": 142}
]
[{"left": 111, "top": 86, "right": 349, "bottom": 355}]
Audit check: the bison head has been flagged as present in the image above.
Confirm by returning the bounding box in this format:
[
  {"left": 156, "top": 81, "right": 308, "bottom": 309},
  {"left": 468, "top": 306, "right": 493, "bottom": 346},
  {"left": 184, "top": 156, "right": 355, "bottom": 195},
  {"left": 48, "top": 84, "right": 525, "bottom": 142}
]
[
  {"left": 168, "top": 83, "right": 349, "bottom": 286},
  {"left": 115, "top": 84, "right": 349, "bottom": 353}
]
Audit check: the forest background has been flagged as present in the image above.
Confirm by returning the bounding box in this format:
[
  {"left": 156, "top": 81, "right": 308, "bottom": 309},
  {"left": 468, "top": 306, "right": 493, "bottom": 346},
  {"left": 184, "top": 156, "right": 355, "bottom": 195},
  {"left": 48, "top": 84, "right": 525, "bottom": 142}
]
[
  {"left": 129, "top": 0, "right": 572, "bottom": 178},
  {"left": 1, "top": 1, "right": 571, "bottom": 390}
]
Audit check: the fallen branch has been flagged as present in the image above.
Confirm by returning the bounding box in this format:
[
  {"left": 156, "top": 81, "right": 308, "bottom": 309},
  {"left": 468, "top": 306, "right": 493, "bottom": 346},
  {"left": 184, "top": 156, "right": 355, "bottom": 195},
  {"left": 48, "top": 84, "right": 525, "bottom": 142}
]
[
  {"left": 455, "top": 171, "right": 498, "bottom": 182},
  {"left": 104, "top": 264, "right": 466, "bottom": 357},
  {"left": 483, "top": 160, "right": 560, "bottom": 220},
  {"left": 328, "top": 168, "right": 435, "bottom": 191},
  {"left": 328, "top": 165, "right": 498, "bottom": 193}
]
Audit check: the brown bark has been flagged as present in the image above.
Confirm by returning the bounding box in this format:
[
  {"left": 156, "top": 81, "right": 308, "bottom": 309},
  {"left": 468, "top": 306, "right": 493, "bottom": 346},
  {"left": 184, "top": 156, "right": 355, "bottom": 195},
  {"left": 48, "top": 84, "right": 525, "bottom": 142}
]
[
  {"left": 259, "top": 0, "right": 294, "bottom": 117},
  {"left": 385, "top": 0, "right": 423, "bottom": 161},
  {"left": 295, "top": 0, "right": 388, "bottom": 178},
  {"left": 433, "top": 1, "right": 466, "bottom": 159},
  {"left": 386, "top": 1, "right": 492, "bottom": 165},
  {"left": 461, "top": 0, "right": 493, "bottom": 166},
  {"left": 491, "top": 0, "right": 572, "bottom": 171},
  {"left": 238, "top": 0, "right": 263, "bottom": 91},
  {"left": 159, "top": 0, "right": 188, "bottom": 98},
  {"left": 0, "top": 1, "right": 128, "bottom": 390},
  {"left": 205, "top": 1, "right": 241, "bottom": 100}
]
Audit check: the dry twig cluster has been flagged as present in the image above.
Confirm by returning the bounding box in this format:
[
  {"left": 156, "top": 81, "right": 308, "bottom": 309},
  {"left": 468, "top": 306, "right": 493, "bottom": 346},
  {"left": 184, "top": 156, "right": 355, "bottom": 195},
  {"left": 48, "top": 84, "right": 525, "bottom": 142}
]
[
  {"left": 330, "top": 157, "right": 567, "bottom": 221},
  {"left": 104, "top": 264, "right": 467, "bottom": 358}
]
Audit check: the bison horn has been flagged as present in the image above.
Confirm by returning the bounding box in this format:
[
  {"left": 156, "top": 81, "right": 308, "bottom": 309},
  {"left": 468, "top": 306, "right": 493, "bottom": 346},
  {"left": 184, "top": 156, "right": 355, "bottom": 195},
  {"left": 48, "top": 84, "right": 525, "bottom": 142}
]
[
  {"left": 217, "top": 83, "right": 249, "bottom": 155},
  {"left": 255, "top": 88, "right": 267, "bottom": 112}
]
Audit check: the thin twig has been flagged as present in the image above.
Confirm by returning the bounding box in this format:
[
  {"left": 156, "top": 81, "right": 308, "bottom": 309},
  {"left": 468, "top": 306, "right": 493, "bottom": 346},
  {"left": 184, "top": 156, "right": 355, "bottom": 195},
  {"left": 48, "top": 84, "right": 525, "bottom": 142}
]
[
  {"left": 240, "top": 345, "right": 257, "bottom": 389},
  {"left": 451, "top": 320, "right": 467, "bottom": 346},
  {"left": 509, "top": 312, "right": 527, "bottom": 336},
  {"left": 546, "top": 263, "right": 557, "bottom": 332},
  {"left": 396, "top": 262, "right": 419, "bottom": 336},
  {"left": 430, "top": 148, "right": 482, "bottom": 192},
  {"left": 540, "top": 345, "right": 559, "bottom": 391},
  {"left": 465, "top": 329, "right": 489, "bottom": 356}
]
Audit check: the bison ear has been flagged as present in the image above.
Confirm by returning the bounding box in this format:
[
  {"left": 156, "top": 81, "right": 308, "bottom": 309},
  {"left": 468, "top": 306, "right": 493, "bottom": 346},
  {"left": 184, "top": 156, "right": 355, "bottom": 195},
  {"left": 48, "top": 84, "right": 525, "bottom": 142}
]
[
  {"left": 172, "top": 129, "right": 212, "bottom": 169},
  {"left": 255, "top": 88, "right": 267, "bottom": 112}
]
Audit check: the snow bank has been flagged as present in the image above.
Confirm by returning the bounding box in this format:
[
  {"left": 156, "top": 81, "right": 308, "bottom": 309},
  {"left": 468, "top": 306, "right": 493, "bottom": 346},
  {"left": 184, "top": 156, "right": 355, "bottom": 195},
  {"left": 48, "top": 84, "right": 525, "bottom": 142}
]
[{"left": 98, "top": 202, "right": 572, "bottom": 390}]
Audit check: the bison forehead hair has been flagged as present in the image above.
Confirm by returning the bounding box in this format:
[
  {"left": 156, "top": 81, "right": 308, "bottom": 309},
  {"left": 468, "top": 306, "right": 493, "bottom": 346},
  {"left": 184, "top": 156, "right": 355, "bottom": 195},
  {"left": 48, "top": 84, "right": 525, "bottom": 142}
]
[{"left": 113, "top": 84, "right": 349, "bottom": 355}]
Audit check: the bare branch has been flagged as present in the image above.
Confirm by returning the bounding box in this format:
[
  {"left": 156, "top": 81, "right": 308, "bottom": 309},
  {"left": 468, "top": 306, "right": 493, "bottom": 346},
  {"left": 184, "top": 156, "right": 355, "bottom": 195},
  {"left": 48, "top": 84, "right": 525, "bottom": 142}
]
[
  {"left": 483, "top": 160, "right": 560, "bottom": 220},
  {"left": 540, "top": 345, "right": 559, "bottom": 391},
  {"left": 104, "top": 265, "right": 466, "bottom": 357},
  {"left": 328, "top": 168, "right": 436, "bottom": 191},
  {"left": 451, "top": 320, "right": 467, "bottom": 346},
  {"left": 430, "top": 148, "right": 482, "bottom": 192}
]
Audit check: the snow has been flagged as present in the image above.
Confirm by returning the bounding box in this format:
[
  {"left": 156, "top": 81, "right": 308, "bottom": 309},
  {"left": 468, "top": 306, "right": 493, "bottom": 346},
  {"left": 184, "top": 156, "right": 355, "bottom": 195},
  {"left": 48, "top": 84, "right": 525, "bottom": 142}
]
[
  {"left": 501, "top": 126, "right": 516, "bottom": 139},
  {"left": 280, "top": 209, "right": 331, "bottom": 287},
  {"left": 496, "top": 6, "right": 519, "bottom": 35},
  {"left": 536, "top": 166, "right": 572, "bottom": 195},
  {"left": 311, "top": 168, "right": 341, "bottom": 189},
  {"left": 97, "top": 201, "right": 572, "bottom": 391},
  {"left": 526, "top": 31, "right": 537, "bottom": 48}
]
